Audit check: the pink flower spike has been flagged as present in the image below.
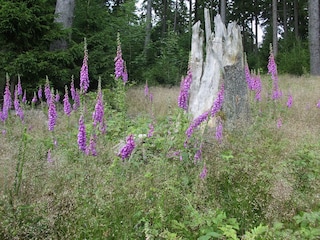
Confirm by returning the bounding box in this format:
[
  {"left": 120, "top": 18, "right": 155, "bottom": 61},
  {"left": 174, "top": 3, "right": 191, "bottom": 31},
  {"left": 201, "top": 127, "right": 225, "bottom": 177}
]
[
  {"left": 17, "top": 75, "right": 22, "bottom": 96},
  {"left": 144, "top": 81, "right": 149, "bottom": 97},
  {"left": 22, "top": 90, "right": 27, "bottom": 104},
  {"left": 215, "top": 119, "right": 223, "bottom": 143},
  {"left": 48, "top": 92, "right": 57, "bottom": 131},
  {"left": 277, "top": 118, "right": 282, "bottom": 129},
  {"left": 118, "top": 134, "right": 135, "bottom": 160},
  {"left": 38, "top": 85, "right": 43, "bottom": 100},
  {"left": 63, "top": 86, "right": 72, "bottom": 116},
  {"left": 199, "top": 164, "right": 207, "bottom": 180},
  {"left": 47, "top": 149, "right": 53, "bottom": 163},
  {"left": 80, "top": 38, "right": 89, "bottom": 94},
  {"left": 149, "top": 93, "right": 153, "bottom": 103},
  {"left": 70, "top": 76, "right": 76, "bottom": 100},
  {"left": 211, "top": 84, "right": 224, "bottom": 117},
  {"left": 77, "top": 114, "right": 87, "bottom": 152},
  {"left": 32, "top": 92, "right": 37, "bottom": 104},
  {"left": 114, "top": 33, "right": 124, "bottom": 80},
  {"left": 147, "top": 123, "right": 154, "bottom": 138},
  {"left": 317, "top": 100, "right": 320, "bottom": 109},
  {"left": 178, "top": 66, "right": 192, "bottom": 110},
  {"left": 86, "top": 134, "right": 97, "bottom": 156}
]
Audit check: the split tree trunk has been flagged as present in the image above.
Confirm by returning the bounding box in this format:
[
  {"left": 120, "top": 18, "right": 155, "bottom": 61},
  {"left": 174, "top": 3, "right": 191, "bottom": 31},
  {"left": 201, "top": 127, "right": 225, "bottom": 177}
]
[
  {"left": 50, "top": 0, "right": 75, "bottom": 51},
  {"left": 188, "top": 8, "right": 249, "bottom": 129}
]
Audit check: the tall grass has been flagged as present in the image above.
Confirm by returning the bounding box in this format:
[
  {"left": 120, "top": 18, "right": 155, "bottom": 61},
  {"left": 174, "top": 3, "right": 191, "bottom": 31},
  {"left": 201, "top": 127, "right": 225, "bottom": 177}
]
[{"left": 0, "top": 74, "right": 319, "bottom": 239}]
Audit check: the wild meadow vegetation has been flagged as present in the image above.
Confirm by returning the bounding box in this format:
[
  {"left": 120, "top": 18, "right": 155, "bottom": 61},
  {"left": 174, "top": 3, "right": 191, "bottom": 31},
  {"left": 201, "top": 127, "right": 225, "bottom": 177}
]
[{"left": 0, "top": 37, "right": 320, "bottom": 240}]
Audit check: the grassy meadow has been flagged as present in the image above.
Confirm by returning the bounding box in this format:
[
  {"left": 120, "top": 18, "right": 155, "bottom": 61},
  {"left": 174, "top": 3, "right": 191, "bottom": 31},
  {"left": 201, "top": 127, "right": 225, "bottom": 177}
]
[{"left": 0, "top": 74, "right": 320, "bottom": 239}]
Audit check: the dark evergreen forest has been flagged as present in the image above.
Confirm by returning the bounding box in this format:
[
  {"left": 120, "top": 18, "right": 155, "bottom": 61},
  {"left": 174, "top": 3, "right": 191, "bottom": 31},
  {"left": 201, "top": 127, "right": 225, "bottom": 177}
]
[{"left": 0, "top": 0, "right": 311, "bottom": 96}]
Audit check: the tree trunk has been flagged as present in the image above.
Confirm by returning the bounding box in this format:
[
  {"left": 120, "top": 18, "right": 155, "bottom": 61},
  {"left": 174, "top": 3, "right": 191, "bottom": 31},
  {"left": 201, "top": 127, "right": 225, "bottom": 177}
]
[
  {"left": 294, "top": 0, "right": 299, "bottom": 40},
  {"left": 189, "top": 0, "right": 192, "bottom": 34},
  {"left": 188, "top": 9, "right": 249, "bottom": 129},
  {"left": 220, "top": 0, "right": 226, "bottom": 24},
  {"left": 308, "top": 0, "right": 320, "bottom": 75},
  {"left": 174, "top": 0, "right": 178, "bottom": 32},
  {"left": 255, "top": 14, "right": 259, "bottom": 52},
  {"left": 272, "top": 0, "right": 278, "bottom": 56},
  {"left": 283, "top": 0, "right": 288, "bottom": 39},
  {"left": 161, "top": 0, "right": 168, "bottom": 37},
  {"left": 144, "top": 0, "right": 152, "bottom": 55},
  {"left": 50, "top": 0, "right": 75, "bottom": 51}
]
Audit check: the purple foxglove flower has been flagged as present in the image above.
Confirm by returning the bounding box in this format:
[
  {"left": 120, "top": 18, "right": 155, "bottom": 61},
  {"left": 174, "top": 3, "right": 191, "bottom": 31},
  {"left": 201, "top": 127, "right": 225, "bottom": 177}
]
[
  {"left": 2, "top": 129, "right": 6, "bottom": 135},
  {"left": 55, "top": 90, "right": 60, "bottom": 102},
  {"left": 186, "top": 111, "right": 209, "bottom": 139},
  {"left": 268, "top": 48, "right": 282, "bottom": 100},
  {"left": 194, "top": 145, "right": 202, "bottom": 164},
  {"left": 215, "top": 119, "right": 223, "bottom": 143},
  {"left": 86, "top": 134, "right": 97, "bottom": 156},
  {"left": 122, "top": 65, "right": 128, "bottom": 84},
  {"left": 277, "top": 118, "right": 282, "bottom": 129},
  {"left": 2, "top": 78, "right": 12, "bottom": 122},
  {"left": 80, "top": 39, "right": 89, "bottom": 94},
  {"left": 77, "top": 115, "right": 87, "bottom": 152},
  {"left": 22, "top": 90, "right": 27, "bottom": 104},
  {"left": 287, "top": 94, "right": 293, "bottom": 108},
  {"left": 118, "top": 134, "right": 135, "bottom": 160},
  {"left": 92, "top": 92, "right": 104, "bottom": 127},
  {"left": 70, "top": 76, "right": 76, "bottom": 100},
  {"left": 14, "top": 88, "right": 24, "bottom": 121},
  {"left": 17, "top": 75, "right": 22, "bottom": 96},
  {"left": 245, "top": 64, "right": 253, "bottom": 90},
  {"left": 48, "top": 94, "right": 57, "bottom": 131},
  {"left": 144, "top": 81, "right": 149, "bottom": 97},
  {"left": 63, "top": 86, "right": 72, "bottom": 116},
  {"left": 211, "top": 84, "right": 224, "bottom": 117},
  {"left": 199, "top": 164, "right": 207, "bottom": 180},
  {"left": 47, "top": 149, "right": 53, "bottom": 163},
  {"left": 73, "top": 89, "right": 80, "bottom": 110},
  {"left": 149, "top": 93, "right": 153, "bottom": 103},
  {"left": 44, "top": 79, "right": 51, "bottom": 104},
  {"left": 32, "top": 92, "right": 37, "bottom": 104},
  {"left": 147, "top": 123, "right": 154, "bottom": 138},
  {"left": 100, "top": 119, "right": 107, "bottom": 134},
  {"left": 253, "top": 75, "right": 262, "bottom": 101},
  {"left": 114, "top": 37, "right": 124, "bottom": 80},
  {"left": 317, "top": 100, "right": 320, "bottom": 109},
  {"left": 38, "top": 85, "right": 43, "bottom": 100},
  {"left": 178, "top": 67, "right": 192, "bottom": 110},
  {"left": 267, "top": 50, "right": 278, "bottom": 78}
]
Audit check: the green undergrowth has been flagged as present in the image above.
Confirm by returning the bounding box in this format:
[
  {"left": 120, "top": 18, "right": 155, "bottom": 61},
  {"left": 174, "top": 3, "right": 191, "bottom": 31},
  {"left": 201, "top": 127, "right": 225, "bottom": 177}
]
[{"left": 0, "top": 83, "right": 320, "bottom": 239}]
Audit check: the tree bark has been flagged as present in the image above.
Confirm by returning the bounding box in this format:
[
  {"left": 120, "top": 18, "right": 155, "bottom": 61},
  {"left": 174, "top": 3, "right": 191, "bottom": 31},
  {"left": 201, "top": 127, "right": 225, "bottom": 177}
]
[
  {"left": 161, "top": 0, "right": 168, "bottom": 37},
  {"left": 188, "top": 9, "right": 249, "bottom": 128},
  {"left": 174, "top": 0, "right": 178, "bottom": 32},
  {"left": 294, "top": 0, "right": 299, "bottom": 40},
  {"left": 144, "top": 0, "right": 152, "bottom": 55},
  {"left": 50, "top": 0, "right": 75, "bottom": 51},
  {"left": 272, "top": 0, "right": 278, "bottom": 56},
  {"left": 283, "top": 0, "right": 288, "bottom": 39},
  {"left": 220, "top": 0, "right": 226, "bottom": 24},
  {"left": 308, "top": 0, "right": 320, "bottom": 75}
]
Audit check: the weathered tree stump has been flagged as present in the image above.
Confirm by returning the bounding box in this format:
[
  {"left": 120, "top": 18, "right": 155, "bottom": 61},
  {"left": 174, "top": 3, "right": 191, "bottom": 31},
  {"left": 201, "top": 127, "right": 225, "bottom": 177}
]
[{"left": 188, "top": 8, "right": 249, "bottom": 129}]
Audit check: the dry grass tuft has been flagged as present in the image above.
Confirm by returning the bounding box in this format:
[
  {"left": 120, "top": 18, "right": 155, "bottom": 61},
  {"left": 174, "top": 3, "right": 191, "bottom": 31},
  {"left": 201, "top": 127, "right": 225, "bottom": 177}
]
[{"left": 127, "top": 86, "right": 180, "bottom": 119}]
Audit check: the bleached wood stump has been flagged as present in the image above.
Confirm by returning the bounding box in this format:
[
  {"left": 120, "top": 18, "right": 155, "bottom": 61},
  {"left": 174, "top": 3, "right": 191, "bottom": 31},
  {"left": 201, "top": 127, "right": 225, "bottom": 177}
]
[{"left": 188, "top": 9, "right": 250, "bottom": 129}]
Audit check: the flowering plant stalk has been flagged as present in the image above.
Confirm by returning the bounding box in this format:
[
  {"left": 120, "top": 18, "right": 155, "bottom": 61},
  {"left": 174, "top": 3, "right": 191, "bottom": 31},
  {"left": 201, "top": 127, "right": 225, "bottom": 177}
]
[
  {"left": 13, "top": 127, "right": 28, "bottom": 195},
  {"left": 114, "top": 34, "right": 128, "bottom": 125}
]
